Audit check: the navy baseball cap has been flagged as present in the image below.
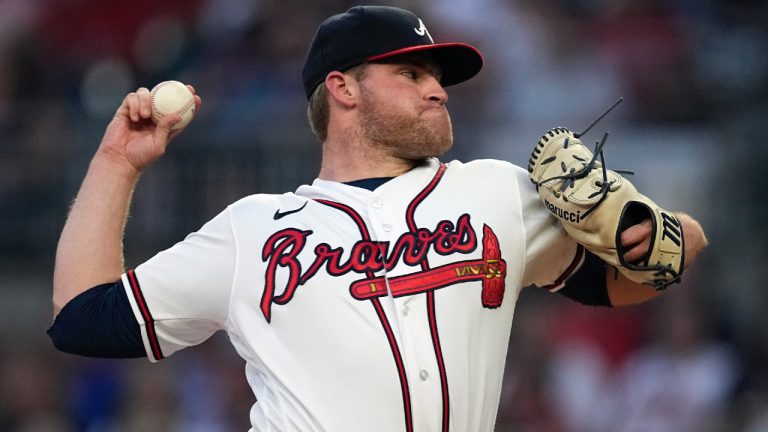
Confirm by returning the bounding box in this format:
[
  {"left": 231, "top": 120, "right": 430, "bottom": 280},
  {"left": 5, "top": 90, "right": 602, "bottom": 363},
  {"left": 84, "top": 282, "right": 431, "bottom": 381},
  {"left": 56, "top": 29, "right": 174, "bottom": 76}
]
[{"left": 301, "top": 5, "right": 484, "bottom": 99}]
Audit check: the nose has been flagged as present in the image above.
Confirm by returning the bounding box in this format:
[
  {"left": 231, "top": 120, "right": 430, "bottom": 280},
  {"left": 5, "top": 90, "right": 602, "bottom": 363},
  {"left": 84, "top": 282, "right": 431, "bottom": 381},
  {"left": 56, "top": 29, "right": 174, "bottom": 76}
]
[{"left": 425, "top": 75, "right": 448, "bottom": 105}]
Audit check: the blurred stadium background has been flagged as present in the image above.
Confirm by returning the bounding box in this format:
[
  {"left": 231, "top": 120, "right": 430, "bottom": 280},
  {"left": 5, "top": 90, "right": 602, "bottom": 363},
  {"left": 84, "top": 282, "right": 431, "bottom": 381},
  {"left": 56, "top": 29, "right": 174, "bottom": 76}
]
[{"left": 0, "top": 0, "right": 766, "bottom": 431}]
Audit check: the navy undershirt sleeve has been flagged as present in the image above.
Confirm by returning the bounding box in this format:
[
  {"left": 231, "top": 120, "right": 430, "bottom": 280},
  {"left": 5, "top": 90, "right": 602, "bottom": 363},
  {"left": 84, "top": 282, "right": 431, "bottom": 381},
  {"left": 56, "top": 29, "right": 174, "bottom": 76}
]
[
  {"left": 48, "top": 281, "right": 146, "bottom": 358},
  {"left": 556, "top": 251, "right": 612, "bottom": 307}
]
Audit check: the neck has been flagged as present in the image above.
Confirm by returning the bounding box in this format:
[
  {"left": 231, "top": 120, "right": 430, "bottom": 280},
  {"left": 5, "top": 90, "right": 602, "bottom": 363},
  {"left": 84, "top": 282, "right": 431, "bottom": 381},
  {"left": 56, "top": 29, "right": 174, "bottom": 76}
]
[{"left": 318, "top": 126, "right": 418, "bottom": 182}]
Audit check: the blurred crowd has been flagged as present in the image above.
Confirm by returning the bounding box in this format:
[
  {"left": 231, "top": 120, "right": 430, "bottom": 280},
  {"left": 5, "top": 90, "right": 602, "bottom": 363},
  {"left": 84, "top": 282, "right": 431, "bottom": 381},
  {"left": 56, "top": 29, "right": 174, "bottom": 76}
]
[{"left": 1, "top": 0, "right": 767, "bottom": 431}]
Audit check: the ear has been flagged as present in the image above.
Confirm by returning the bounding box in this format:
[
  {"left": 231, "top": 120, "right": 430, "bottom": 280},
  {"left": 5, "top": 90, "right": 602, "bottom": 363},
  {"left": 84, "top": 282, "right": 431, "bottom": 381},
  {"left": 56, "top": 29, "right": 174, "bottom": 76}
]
[{"left": 325, "top": 71, "right": 359, "bottom": 109}]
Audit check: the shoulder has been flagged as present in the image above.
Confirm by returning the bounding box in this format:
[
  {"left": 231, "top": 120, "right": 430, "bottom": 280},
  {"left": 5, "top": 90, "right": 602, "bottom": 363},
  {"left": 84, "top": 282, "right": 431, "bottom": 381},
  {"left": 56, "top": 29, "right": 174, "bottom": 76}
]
[
  {"left": 443, "top": 158, "right": 532, "bottom": 187},
  {"left": 195, "top": 193, "right": 304, "bottom": 232},
  {"left": 444, "top": 159, "right": 557, "bottom": 223},
  {"left": 226, "top": 192, "right": 301, "bottom": 215},
  {"left": 445, "top": 158, "right": 527, "bottom": 175},
  {"left": 173, "top": 192, "right": 310, "bottom": 253}
]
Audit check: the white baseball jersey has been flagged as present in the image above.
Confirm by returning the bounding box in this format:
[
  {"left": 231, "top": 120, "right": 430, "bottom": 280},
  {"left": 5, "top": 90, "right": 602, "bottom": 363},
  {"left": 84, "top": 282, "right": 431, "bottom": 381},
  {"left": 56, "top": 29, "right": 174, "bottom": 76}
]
[{"left": 121, "top": 158, "right": 582, "bottom": 432}]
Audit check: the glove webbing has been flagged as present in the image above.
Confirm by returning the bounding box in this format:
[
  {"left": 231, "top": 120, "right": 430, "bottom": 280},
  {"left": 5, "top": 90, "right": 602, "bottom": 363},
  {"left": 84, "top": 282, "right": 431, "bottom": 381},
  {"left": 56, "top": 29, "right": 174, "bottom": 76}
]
[{"left": 533, "top": 132, "right": 633, "bottom": 220}]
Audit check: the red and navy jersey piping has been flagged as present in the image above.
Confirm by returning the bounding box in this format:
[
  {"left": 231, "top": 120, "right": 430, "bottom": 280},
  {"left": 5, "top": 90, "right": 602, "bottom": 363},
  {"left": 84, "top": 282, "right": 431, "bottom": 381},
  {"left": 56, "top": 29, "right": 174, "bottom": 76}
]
[{"left": 126, "top": 269, "right": 164, "bottom": 361}]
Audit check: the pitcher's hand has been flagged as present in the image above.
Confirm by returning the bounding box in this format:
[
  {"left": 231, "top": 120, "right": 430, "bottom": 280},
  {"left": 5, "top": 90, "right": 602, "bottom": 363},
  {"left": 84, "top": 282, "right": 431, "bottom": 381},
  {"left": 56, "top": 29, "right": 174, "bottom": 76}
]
[{"left": 96, "top": 85, "right": 202, "bottom": 174}]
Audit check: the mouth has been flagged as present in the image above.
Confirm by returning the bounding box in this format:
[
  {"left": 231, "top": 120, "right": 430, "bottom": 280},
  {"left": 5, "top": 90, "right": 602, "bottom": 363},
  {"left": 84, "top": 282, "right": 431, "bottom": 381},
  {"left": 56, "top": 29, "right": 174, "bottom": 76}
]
[{"left": 420, "top": 106, "right": 447, "bottom": 116}]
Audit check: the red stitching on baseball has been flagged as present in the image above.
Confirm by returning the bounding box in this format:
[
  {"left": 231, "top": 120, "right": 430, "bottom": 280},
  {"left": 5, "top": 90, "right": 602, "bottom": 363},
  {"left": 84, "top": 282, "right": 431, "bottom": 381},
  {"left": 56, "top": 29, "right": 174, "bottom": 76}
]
[{"left": 150, "top": 81, "right": 194, "bottom": 119}]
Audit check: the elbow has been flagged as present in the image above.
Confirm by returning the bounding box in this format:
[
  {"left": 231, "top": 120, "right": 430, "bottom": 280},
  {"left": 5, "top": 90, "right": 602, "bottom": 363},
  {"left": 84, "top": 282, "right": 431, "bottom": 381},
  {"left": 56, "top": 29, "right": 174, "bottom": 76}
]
[
  {"left": 47, "top": 320, "right": 96, "bottom": 357},
  {"left": 51, "top": 289, "right": 70, "bottom": 318},
  {"left": 51, "top": 272, "right": 71, "bottom": 317}
]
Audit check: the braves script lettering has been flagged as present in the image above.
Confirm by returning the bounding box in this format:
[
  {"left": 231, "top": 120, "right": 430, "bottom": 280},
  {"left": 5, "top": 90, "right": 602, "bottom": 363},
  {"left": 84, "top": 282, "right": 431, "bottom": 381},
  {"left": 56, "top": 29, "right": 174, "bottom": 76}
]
[{"left": 260, "top": 214, "right": 477, "bottom": 321}]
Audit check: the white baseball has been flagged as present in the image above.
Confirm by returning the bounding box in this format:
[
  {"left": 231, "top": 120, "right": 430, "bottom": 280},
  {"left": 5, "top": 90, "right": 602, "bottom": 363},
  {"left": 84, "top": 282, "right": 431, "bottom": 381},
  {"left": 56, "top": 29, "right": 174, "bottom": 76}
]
[{"left": 150, "top": 80, "right": 196, "bottom": 130}]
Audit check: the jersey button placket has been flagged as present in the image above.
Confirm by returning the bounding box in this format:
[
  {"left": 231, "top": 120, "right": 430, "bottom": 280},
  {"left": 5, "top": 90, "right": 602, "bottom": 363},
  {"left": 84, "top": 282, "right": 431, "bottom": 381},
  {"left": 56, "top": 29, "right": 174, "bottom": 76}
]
[
  {"left": 368, "top": 195, "right": 440, "bottom": 420},
  {"left": 367, "top": 195, "right": 391, "bottom": 296}
]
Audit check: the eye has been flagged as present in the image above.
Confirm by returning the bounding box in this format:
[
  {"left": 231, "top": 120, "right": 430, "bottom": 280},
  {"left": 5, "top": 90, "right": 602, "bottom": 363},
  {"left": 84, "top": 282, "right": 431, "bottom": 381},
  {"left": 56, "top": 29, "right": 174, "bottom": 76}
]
[{"left": 401, "top": 69, "right": 418, "bottom": 80}]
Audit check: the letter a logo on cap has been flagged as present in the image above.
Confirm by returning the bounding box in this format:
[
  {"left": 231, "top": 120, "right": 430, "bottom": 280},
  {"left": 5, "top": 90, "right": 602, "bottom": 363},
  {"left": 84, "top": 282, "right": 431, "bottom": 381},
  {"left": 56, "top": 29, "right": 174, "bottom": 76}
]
[{"left": 414, "top": 18, "right": 434, "bottom": 43}]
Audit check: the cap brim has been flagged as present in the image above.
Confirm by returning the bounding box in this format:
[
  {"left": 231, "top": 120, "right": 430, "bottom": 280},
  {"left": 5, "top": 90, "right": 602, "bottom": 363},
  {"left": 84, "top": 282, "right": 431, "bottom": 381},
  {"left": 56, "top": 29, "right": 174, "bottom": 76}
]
[{"left": 367, "top": 42, "right": 483, "bottom": 86}]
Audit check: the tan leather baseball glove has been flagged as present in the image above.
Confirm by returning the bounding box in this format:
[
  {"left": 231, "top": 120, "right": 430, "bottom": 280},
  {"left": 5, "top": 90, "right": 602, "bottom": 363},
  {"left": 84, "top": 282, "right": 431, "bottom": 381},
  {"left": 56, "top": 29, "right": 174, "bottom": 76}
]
[{"left": 528, "top": 127, "right": 684, "bottom": 290}]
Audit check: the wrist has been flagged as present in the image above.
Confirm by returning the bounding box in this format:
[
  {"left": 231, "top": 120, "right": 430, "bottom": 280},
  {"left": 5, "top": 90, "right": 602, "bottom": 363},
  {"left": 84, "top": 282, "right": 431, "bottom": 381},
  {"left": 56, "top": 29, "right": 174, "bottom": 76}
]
[{"left": 91, "top": 148, "right": 142, "bottom": 181}]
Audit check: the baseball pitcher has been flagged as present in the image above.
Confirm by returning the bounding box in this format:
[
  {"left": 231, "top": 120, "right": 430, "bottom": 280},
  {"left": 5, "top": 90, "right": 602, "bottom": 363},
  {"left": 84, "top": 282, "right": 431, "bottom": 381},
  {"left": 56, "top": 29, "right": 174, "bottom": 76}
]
[{"left": 49, "top": 6, "right": 708, "bottom": 431}]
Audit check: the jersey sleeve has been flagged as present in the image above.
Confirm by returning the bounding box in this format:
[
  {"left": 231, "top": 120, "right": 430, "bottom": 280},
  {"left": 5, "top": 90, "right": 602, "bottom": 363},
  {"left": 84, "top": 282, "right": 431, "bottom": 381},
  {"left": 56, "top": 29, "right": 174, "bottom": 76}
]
[
  {"left": 121, "top": 207, "right": 237, "bottom": 362},
  {"left": 518, "top": 168, "right": 584, "bottom": 290}
]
